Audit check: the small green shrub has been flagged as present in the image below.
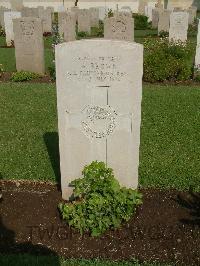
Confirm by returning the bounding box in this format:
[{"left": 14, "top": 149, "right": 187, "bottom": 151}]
[
  {"left": 143, "top": 38, "right": 193, "bottom": 82},
  {"left": 158, "top": 30, "right": 169, "bottom": 38},
  {"left": 59, "top": 161, "right": 142, "bottom": 237},
  {"left": 77, "top": 31, "right": 90, "bottom": 38},
  {"left": 188, "top": 20, "right": 198, "bottom": 37},
  {"left": 107, "top": 9, "right": 113, "bottom": 18},
  {"left": 133, "top": 14, "right": 149, "bottom": 30},
  {"left": 0, "top": 26, "right": 5, "bottom": 37},
  {"left": 10, "top": 71, "right": 41, "bottom": 82},
  {"left": 91, "top": 21, "right": 104, "bottom": 37},
  {"left": 48, "top": 24, "right": 64, "bottom": 81}
]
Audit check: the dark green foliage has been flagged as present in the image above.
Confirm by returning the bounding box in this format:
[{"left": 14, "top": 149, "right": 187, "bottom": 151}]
[
  {"left": 48, "top": 24, "right": 64, "bottom": 81},
  {"left": 158, "top": 31, "right": 169, "bottom": 38},
  {"left": 77, "top": 31, "right": 90, "bottom": 38},
  {"left": 107, "top": 9, "right": 113, "bottom": 18},
  {"left": 48, "top": 64, "right": 56, "bottom": 81},
  {"left": 91, "top": 22, "right": 104, "bottom": 37},
  {"left": 10, "top": 71, "right": 41, "bottom": 82},
  {"left": 59, "top": 161, "right": 142, "bottom": 237},
  {"left": 133, "top": 14, "right": 149, "bottom": 30},
  {"left": 143, "top": 38, "right": 194, "bottom": 82},
  {"left": 0, "top": 26, "right": 5, "bottom": 37}
]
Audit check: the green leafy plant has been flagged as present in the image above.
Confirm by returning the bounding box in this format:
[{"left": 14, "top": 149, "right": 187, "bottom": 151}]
[
  {"left": 107, "top": 9, "right": 113, "bottom": 18},
  {"left": 91, "top": 22, "right": 104, "bottom": 37},
  {"left": 158, "top": 30, "right": 169, "bottom": 38},
  {"left": 48, "top": 23, "right": 64, "bottom": 81},
  {"left": 133, "top": 14, "right": 149, "bottom": 30},
  {"left": 10, "top": 71, "right": 41, "bottom": 82},
  {"left": 0, "top": 26, "right": 5, "bottom": 37},
  {"left": 77, "top": 31, "right": 90, "bottom": 38},
  {"left": 59, "top": 161, "right": 142, "bottom": 237},
  {"left": 143, "top": 37, "right": 194, "bottom": 82}
]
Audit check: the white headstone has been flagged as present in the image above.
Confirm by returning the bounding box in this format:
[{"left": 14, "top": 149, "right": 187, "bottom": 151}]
[
  {"left": 120, "top": 6, "right": 132, "bottom": 13},
  {"left": 55, "top": 39, "right": 143, "bottom": 200},
  {"left": 187, "top": 6, "right": 197, "bottom": 25},
  {"left": 38, "top": 7, "right": 52, "bottom": 33},
  {"left": 10, "top": 0, "right": 23, "bottom": 11},
  {"left": 158, "top": 9, "right": 171, "bottom": 33},
  {"left": 78, "top": 9, "right": 91, "bottom": 34},
  {"left": 4, "top": 11, "right": 21, "bottom": 46},
  {"left": 0, "top": 7, "right": 10, "bottom": 29},
  {"left": 152, "top": 8, "right": 161, "bottom": 28},
  {"left": 13, "top": 17, "right": 45, "bottom": 74},
  {"left": 169, "top": 12, "right": 189, "bottom": 42},
  {"left": 58, "top": 12, "right": 76, "bottom": 42},
  {"left": 98, "top": 7, "right": 108, "bottom": 21},
  {"left": 145, "top": 2, "right": 156, "bottom": 22},
  {"left": 138, "top": 0, "right": 148, "bottom": 15},
  {"left": 195, "top": 20, "right": 200, "bottom": 71},
  {"left": 89, "top": 7, "right": 99, "bottom": 28}
]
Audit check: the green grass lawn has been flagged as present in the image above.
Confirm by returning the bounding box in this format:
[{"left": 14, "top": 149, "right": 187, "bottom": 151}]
[
  {"left": 0, "top": 83, "right": 199, "bottom": 191},
  {"left": 0, "top": 254, "right": 170, "bottom": 266}
]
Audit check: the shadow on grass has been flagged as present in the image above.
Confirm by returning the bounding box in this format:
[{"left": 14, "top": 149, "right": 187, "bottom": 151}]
[
  {"left": 43, "top": 132, "right": 61, "bottom": 187},
  {"left": 176, "top": 189, "right": 200, "bottom": 226}
]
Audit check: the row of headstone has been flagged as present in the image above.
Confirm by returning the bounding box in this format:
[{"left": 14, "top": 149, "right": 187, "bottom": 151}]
[
  {"left": 58, "top": 8, "right": 134, "bottom": 42},
  {"left": 21, "top": 6, "right": 53, "bottom": 33},
  {"left": 144, "top": 2, "right": 197, "bottom": 28}
]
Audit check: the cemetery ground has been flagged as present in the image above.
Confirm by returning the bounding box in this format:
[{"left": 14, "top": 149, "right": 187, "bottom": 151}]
[
  {"left": 0, "top": 20, "right": 200, "bottom": 266},
  {"left": 0, "top": 83, "right": 200, "bottom": 265}
]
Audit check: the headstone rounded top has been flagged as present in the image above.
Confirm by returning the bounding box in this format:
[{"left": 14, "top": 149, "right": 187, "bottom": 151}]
[{"left": 55, "top": 39, "right": 143, "bottom": 50}]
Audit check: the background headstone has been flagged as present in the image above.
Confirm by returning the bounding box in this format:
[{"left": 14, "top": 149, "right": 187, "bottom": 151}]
[
  {"left": 38, "top": 6, "right": 52, "bottom": 33},
  {"left": 152, "top": 7, "right": 161, "bottom": 28},
  {"left": 195, "top": 20, "right": 200, "bottom": 71},
  {"left": 13, "top": 17, "right": 45, "bottom": 74},
  {"left": 21, "top": 7, "right": 39, "bottom": 18},
  {"left": 55, "top": 39, "right": 143, "bottom": 200},
  {"left": 187, "top": 6, "right": 197, "bottom": 25},
  {"left": 58, "top": 12, "right": 76, "bottom": 42},
  {"left": 4, "top": 11, "right": 21, "bottom": 46},
  {"left": 138, "top": 0, "right": 148, "bottom": 15},
  {"left": 78, "top": 9, "right": 91, "bottom": 34},
  {"left": 10, "top": 0, "right": 23, "bottom": 11},
  {"left": 169, "top": 11, "right": 189, "bottom": 42},
  {"left": 71, "top": 6, "right": 79, "bottom": 22},
  {"left": 0, "top": 7, "right": 10, "bottom": 29},
  {"left": 98, "top": 7, "right": 108, "bottom": 21},
  {"left": 158, "top": 9, "right": 171, "bottom": 33},
  {"left": 104, "top": 16, "right": 134, "bottom": 41},
  {"left": 89, "top": 7, "right": 99, "bottom": 28}
]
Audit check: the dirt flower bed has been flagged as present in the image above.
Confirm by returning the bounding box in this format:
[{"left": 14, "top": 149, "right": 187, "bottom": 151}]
[
  {"left": 0, "top": 72, "right": 53, "bottom": 83},
  {"left": 0, "top": 180, "right": 199, "bottom": 265}
]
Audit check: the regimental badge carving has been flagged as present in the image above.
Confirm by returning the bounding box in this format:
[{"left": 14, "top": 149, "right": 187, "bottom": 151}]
[
  {"left": 20, "top": 21, "right": 34, "bottom": 41},
  {"left": 81, "top": 105, "right": 118, "bottom": 139},
  {"left": 112, "top": 20, "right": 126, "bottom": 33}
]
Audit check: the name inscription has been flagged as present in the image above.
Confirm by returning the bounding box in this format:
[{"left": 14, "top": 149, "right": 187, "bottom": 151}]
[{"left": 66, "top": 56, "right": 126, "bottom": 82}]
